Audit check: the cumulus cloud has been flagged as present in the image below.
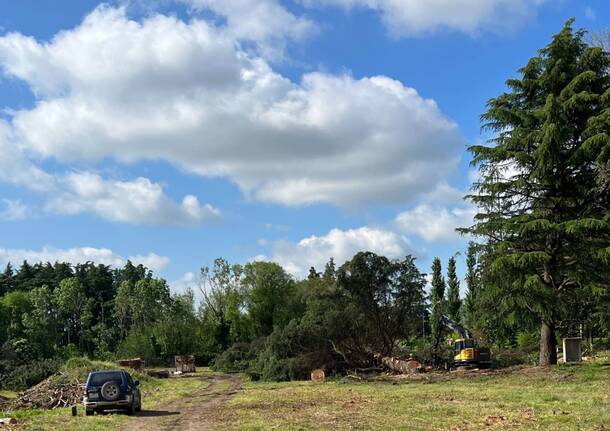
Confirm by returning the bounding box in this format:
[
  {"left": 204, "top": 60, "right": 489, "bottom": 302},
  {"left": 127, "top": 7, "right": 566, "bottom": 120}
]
[
  {"left": 304, "top": 0, "right": 548, "bottom": 36},
  {"left": 0, "top": 5, "right": 463, "bottom": 208},
  {"left": 0, "top": 119, "right": 56, "bottom": 192},
  {"left": 183, "top": 0, "right": 316, "bottom": 59},
  {"left": 0, "top": 246, "right": 170, "bottom": 272},
  {"left": 257, "top": 226, "right": 414, "bottom": 277},
  {"left": 395, "top": 204, "right": 475, "bottom": 242},
  {"left": 169, "top": 271, "right": 198, "bottom": 294},
  {"left": 47, "top": 172, "right": 219, "bottom": 225},
  {"left": 0, "top": 199, "right": 28, "bottom": 221}
]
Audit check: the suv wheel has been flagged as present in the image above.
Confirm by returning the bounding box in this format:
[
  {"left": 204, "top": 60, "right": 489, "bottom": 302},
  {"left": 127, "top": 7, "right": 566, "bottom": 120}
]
[
  {"left": 126, "top": 402, "right": 136, "bottom": 416},
  {"left": 85, "top": 409, "right": 94, "bottom": 416},
  {"left": 101, "top": 381, "right": 120, "bottom": 401}
]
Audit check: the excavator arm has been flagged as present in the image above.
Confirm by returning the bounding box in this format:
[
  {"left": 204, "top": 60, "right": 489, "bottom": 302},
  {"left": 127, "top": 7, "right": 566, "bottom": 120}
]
[{"left": 440, "top": 315, "right": 471, "bottom": 339}]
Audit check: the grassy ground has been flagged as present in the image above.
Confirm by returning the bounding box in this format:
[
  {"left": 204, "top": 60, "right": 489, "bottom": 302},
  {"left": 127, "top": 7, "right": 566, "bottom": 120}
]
[
  {"left": 3, "top": 354, "right": 609, "bottom": 430},
  {"left": 209, "top": 353, "right": 610, "bottom": 431},
  {"left": 1, "top": 363, "right": 212, "bottom": 431}
]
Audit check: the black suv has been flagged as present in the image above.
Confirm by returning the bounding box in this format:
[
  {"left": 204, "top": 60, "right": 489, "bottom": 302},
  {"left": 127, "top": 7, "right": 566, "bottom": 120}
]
[{"left": 83, "top": 370, "right": 142, "bottom": 415}]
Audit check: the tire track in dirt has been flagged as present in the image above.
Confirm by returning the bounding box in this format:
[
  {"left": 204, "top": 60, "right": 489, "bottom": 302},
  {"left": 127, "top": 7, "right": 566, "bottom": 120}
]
[{"left": 120, "top": 374, "right": 242, "bottom": 431}]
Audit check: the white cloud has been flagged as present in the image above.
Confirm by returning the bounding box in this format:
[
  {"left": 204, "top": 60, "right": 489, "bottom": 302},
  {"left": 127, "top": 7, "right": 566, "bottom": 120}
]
[
  {"left": 0, "top": 246, "right": 170, "bottom": 272},
  {"left": 129, "top": 253, "right": 171, "bottom": 272},
  {"left": 0, "top": 199, "right": 28, "bottom": 221},
  {"left": 183, "top": 0, "right": 316, "bottom": 59},
  {"left": 0, "top": 6, "right": 463, "bottom": 208},
  {"left": 47, "top": 172, "right": 219, "bottom": 225},
  {"left": 169, "top": 271, "right": 198, "bottom": 294},
  {"left": 257, "top": 226, "right": 414, "bottom": 277},
  {"left": 0, "top": 119, "right": 56, "bottom": 192},
  {"left": 395, "top": 204, "right": 475, "bottom": 242},
  {"left": 304, "top": 0, "right": 548, "bottom": 36}
]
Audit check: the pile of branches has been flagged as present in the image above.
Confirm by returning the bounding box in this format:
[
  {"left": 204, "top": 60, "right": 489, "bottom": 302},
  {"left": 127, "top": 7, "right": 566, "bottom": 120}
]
[{"left": 14, "top": 373, "right": 83, "bottom": 409}]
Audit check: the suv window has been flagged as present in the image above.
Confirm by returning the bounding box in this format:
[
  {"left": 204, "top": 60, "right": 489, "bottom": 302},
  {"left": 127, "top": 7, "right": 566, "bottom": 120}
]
[{"left": 89, "top": 371, "right": 123, "bottom": 386}]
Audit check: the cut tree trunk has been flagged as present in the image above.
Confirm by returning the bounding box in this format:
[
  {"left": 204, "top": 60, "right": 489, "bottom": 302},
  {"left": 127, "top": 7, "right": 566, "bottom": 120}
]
[
  {"left": 539, "top": 320, "right": 557, "bottom": 366},
  {"left": 381, "top": 357, "right": 422, "bottom": 374}
]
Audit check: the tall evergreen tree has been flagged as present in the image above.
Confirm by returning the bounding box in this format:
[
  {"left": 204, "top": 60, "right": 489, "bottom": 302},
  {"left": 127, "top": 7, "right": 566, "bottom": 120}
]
[
  {"left": 430, "top": 257, "right": 445, "bottom": 355},
  {"left": 0, "top": 263, "right": 14, "bottom": 295},
  {"left": 464, "top": 20, "right": 610, "bottom": 365},
  {"left": 463, "top": 242, "right": 480, "bottom": 328},
  {"left": 323, "top": 258, "right": 336, "bottom": 281},
  {"left": 446, "top": 257, "right": 461, "bottom": 322}
]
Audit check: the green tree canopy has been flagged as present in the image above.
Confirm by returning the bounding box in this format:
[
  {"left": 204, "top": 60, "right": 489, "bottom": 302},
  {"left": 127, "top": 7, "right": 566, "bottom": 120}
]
[{"left": 464, "top": 20, "right": 610, "bottom": 365}]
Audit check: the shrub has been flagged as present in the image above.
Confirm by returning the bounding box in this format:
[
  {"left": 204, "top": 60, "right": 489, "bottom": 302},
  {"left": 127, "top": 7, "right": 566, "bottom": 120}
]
[
  {"left": 0, "top": 358, "right": 61, "bottom": 390},
  {"left": 212, "top": 342, "right": 257, "bottom": 373},
  {"left": 492, "top": 347, "right": 538, "bottom": 367}
]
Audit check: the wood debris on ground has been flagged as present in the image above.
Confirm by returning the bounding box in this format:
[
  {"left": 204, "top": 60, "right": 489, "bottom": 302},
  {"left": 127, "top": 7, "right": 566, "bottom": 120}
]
[{"left": 12, "top": 373, "right": 83, "bottom": 409}]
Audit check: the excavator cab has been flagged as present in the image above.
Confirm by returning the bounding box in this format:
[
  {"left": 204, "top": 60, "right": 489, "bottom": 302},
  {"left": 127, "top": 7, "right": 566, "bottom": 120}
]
[
  {"left": 453, "top": 338, "right": 491, "bottom": 368},
  {"left": 437, "top": 315, "right": 492, "bottom": 368}
]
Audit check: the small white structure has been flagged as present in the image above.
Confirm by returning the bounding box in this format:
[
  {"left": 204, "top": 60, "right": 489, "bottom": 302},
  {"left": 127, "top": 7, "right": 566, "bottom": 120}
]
[{"left": 562, "top": 338, "right": 582, "bottom": 363}]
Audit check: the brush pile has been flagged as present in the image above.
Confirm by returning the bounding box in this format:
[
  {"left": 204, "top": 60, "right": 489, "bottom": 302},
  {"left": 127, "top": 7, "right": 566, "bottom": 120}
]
[{"left": 14, "top": 372, "right": 83, "bottom": 409}]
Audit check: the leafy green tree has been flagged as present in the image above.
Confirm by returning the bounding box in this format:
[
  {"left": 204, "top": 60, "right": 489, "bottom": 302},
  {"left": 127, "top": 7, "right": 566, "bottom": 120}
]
[
  {"left": 337, "top": 252, "right": 427, "bottom": 357},
  {"left": 115, "top": 280, "right": 136, "bottom": 337},
  {"left": 0, "top": 291, "right": 32, "bottom": 341},
  {"left": 132, "top": 278, "right": 171, "bottom": 327},
  {"left": 430, "top": 257, "right": 445, "bottom": 355},
  {"left": 446, "top": 257, "right": 461, "bottom": 322},
  {"left": 464, "top": 20, "right": 610, "bottom": 364},
  {"left": 243, "top": 261, "right": 296, "bottom": 337},
  {"left": 55, "top": 277, "right": 91, "bottom": 348},
  {"left": 22, "top": 286, "right": 61, "bottom": 357},
  {"left": 153, "top": 290, "right": 199, "bottom": 358},
  {"left": 199, "top": 258, "right": 245, "bottom": 351}
]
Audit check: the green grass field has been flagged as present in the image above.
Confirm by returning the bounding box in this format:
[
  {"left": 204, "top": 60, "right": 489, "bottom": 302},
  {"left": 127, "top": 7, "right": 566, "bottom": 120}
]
[
  {"left": 209, "top": 353, "right": 610, "bottom": 431},
  {"left": 0, "top": 362, "right": 212, "bottom": 431},
  {"left": 2, "top": 354, "right": 609, "bottom": 430}
]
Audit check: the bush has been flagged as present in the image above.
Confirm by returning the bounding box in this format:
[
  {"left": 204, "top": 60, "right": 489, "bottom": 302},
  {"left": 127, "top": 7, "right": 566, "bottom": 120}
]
[
  {"left": 492, "top": 347, "right": 538, "bottom": 367},
  {"left": 117, "top": 329, "right": 157, "bottom": 363},
  {"left": 212, "top": 342, "right": 257, "bottom": 373},
  {"left": 0, "top": 358, "right": 61, "bottom": 390},
  {"left": 516, "top": 331, "right": 539, "bottom": 350}
]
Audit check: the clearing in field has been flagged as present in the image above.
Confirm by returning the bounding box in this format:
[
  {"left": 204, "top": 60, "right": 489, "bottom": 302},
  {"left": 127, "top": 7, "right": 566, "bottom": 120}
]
[{"left": 3, "top": 353, "right": 609, "bottom": 431}]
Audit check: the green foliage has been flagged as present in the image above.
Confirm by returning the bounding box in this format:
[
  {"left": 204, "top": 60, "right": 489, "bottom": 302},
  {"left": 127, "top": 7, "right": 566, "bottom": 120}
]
[
  {"left": 464, "top": 20, "right": 610, "bottom": 364},
  {"left": 0, "top": 358, "right": 61, "bottom": 390},
  {"left": 445, "top": 257, "right": 461, "bottom": 322},
  {"left": 117, "top": 328, "right": 158, "bottom": 364},
  {"left": 212, "top": 342, "right": 258, "bottom": 374},
  {"left": 430, "top": 257, "right": 445, "bottom": 350},
  {"left": 243, "top": 261, "right": 297, "bottom": 338},
  {"left": 463, "top": 242, "right": 479, "bottom": 329}
]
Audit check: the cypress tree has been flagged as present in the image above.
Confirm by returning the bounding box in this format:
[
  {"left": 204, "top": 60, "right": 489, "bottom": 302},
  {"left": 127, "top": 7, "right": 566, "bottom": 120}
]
[
  {"left": 430, "top": 257, "right": 445, "bottom": 355},
  {"left": 464, "top": 20, "right": 610, "bottom": 365},
  {"left": 446, "top": 257, "right": 461, "bottom": 322},
  {"left": 463, "top": 242, "right": 479, "bottom": 328}
]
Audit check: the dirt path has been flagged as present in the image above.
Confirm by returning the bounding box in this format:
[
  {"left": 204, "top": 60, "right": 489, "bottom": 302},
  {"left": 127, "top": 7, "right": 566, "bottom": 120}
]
[{"left": 120, "top": 374, "right": 241, "bottom": 431}]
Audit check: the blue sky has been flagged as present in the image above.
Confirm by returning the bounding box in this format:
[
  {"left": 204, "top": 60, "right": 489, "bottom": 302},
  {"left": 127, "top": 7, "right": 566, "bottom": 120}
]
[{"left": 0, "top": 0, "right": 607, "bottom": 293}]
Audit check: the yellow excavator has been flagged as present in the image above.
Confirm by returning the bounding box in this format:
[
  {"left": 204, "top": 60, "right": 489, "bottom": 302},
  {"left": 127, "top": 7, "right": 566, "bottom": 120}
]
[{"left": 441, "top": 315, "right": 491, "bottom": 368}]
